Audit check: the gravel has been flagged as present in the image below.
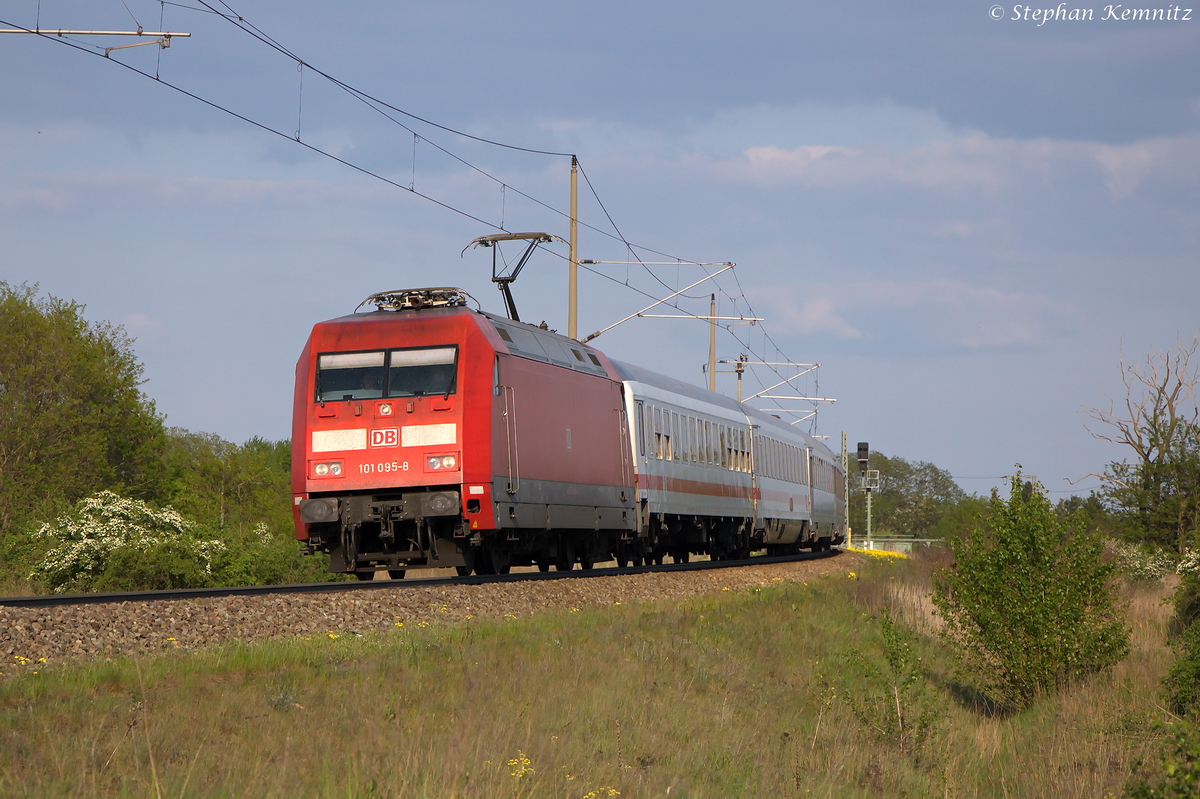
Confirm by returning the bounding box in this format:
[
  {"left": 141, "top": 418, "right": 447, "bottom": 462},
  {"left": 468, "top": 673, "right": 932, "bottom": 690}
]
[{"left": 0, "top": 554, "right": 863, "bottom": 671}]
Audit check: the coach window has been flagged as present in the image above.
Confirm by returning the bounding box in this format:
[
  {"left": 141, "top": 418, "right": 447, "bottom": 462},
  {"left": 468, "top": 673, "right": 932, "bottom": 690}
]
[
  {"left": 657, "top": 407, "right": 667, "bottom": 458},
  {"left": 387, "top": 346, "right": 457, "bottom": 398},
  {"left": 316, "top": 351, "right": 386, "bottom": 401}
]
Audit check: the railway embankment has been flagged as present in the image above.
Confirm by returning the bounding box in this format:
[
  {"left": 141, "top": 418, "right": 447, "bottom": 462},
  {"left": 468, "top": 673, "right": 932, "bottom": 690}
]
[{"left": 1, "top": 553, "right": 864, "bottom": 668}]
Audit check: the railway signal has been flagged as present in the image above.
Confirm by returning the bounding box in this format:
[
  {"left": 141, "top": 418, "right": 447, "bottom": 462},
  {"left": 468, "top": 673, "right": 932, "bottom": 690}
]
[{"left": 856, "top": 442, "right": 880, "bottom": 545}]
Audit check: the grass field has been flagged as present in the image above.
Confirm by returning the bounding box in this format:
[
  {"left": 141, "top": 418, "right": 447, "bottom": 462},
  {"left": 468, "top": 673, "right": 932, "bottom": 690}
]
[{"left": 0, "top": 552, "right": 1179, "bottom": 797}]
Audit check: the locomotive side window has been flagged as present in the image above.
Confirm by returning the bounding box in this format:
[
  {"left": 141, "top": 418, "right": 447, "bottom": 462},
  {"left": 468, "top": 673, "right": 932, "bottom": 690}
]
[
  {"left": 316, "top": 351, "right": 386, "bottom": 401},
  {"left": 387, "top": 347, "right": 457, "bottom": 398}
]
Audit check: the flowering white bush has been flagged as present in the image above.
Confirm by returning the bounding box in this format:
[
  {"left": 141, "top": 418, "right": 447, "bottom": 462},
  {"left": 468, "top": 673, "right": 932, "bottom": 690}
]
[
  {"left": 30, "top": 491, "right": 226, "bottom": 593},
  {"left": 1179, "top": 548, "right": 1200, "bottom": 576},
  {"left": 1107, "top": 538, "right": 1176, "bottom": 583}
]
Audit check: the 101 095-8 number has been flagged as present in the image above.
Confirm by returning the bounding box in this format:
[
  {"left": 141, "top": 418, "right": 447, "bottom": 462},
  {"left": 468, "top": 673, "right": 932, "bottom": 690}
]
[{"left": 359, "top": 461, "right": 409, "bottom": 474}]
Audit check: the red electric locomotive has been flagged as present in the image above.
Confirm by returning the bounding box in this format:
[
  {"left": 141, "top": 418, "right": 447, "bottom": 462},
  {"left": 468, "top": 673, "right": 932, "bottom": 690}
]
[{"left": 291, "top": 288, "right": 635, "bottom": 578}]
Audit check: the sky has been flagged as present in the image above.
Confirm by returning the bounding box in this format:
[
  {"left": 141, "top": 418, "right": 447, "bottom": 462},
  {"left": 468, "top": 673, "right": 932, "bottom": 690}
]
[{"left": 2, "top": 0, "right": 1198, "bottom": 499}]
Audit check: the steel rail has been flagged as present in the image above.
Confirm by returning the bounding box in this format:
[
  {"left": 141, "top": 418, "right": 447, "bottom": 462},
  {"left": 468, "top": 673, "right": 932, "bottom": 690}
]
[{"left": 0, "top": 549, "right": 841, "bottom": 609}]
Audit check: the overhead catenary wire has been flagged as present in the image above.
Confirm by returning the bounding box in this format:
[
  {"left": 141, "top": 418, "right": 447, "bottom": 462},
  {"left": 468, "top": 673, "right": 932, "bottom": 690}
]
[
  {"left": 0, "top": 19, "right": 504, "bottom": 231},
  {"left": 7, "top": 7, "right": 821, "bottom": 423}
]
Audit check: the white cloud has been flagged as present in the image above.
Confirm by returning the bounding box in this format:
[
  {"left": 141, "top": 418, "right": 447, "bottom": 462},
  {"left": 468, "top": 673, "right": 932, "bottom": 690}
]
[
  {"left": 758, "top": 280, "right": 1080, "bottom": 351},
  {"left": 704, "top": 133, "right": 1200, "bottom": 197},
  {"left": 773, "top": 296, "right": 863, "bottom": 339}
]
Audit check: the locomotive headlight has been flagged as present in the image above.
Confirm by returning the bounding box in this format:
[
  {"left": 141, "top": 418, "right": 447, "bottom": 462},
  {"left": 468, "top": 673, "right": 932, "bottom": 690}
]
[
  {"left": 378, "top": 403, "right": 393, "bottom": 417},
  {"left": 312, "top": 461, "right": 345, "bottom": 478},
  {"left": 424, "top": 453, "right": 459, "bottom": 472}
]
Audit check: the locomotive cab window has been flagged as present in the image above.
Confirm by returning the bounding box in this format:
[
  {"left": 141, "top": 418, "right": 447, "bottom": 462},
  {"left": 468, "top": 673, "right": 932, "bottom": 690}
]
[
  {"left": 315, "top": 347, "right": 457, "bottom": 403},
  {"left": 387, "top": 347, "right": 458, "bottom": 398},
  {"left": 316, "top": 351, "right": 386, "bottom": 401}
]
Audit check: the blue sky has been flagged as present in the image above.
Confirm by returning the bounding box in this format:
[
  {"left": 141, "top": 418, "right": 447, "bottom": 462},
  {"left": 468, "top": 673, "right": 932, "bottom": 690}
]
[{"left": 2, "top": 0, "right": 1198, "bottom": 498}]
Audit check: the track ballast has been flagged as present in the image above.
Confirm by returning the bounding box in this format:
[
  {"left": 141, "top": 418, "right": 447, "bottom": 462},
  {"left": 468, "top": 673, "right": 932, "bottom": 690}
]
[{"left": 0, "top": 549, "right": 841, "bottom": 609}]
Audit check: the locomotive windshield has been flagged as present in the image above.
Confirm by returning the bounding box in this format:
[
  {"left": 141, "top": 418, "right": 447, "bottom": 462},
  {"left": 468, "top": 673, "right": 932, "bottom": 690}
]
[
  {"left": 315, "top": 347, "right": 458, "bottom": 402},
  {"left": 316, "top": 351, "right": 386, "bottom": 401},
  {"left": 387, "top": 346, "right": 457, "bottom": 398}
]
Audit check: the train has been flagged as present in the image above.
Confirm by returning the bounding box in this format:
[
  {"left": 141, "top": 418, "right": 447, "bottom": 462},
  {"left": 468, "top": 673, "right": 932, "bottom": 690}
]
[{"left": 291, "top": 287, "right": 846, "bottom": 578}]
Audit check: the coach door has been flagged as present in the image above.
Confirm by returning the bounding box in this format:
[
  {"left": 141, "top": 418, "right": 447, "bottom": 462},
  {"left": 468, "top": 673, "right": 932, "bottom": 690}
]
[
  {"left": 748, "top": 423, "right": 761, "bottom": 527},
  {"left": 806, "top": 446, "right": 816, "bottom": 534},
  {"left": 494, "top": 355, "right": 520, "bottom": 496}
]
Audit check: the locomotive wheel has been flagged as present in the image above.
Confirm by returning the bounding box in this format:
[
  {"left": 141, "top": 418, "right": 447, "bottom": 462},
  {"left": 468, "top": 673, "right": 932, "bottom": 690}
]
[
  {"left": 616, "top": 554, "right": 628, "bottom": 568},
  {"left": 536, "top": 558, "right": 552, "bottom": 572},
  {"left": 632, "top": 553, "right": 644, "bottom": 567},
  {"left": 674, "top": 550, "right": 690, "bottom": 564},
  {"left": 355, "top": 571, "right": 375, "bottom": 581},
  {"left": 555, "top": 540, "right": 575, "bottom": 571},
  {"left": 455, "top": 566, "right": 472, "bottom": 576},
  {"left": 579, "top": 554, "right": 594, "bottom": 570},
  {"left": 476, "top": 544, "right": 511, "bottom": 575},
  {"left": 388, "top": 569, "right": 406, "bottom": 580}
]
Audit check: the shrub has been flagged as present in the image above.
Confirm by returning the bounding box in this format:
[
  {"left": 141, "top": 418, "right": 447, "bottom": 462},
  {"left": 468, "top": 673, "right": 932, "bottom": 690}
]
[
  {"left": 1126, "top": 720, "right": 1200, "bottom": 798},
  {"left": 839, "top": 614, "right": 942, "bottom": 760},
  {"left": 1163, "top": 623, "right": 1200, "bottom": 717},
  {"left": 29, "top": 491, "right": 226, "bottom": 593},
  {"left": 932, "top": 472, "right": 1130, "bottom": 711},
  {"left": 1108, "top": 539, "right": 1177, "bottom": 584}
]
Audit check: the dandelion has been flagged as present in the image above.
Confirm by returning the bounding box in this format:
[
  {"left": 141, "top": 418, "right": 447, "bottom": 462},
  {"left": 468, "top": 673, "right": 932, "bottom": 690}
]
[
  {"left": 439, "top": 605, "right": 448, "bottom": 613},
  {"left": 722, "top": 587, "right": 730, "bottom": 591},
  {"left": 614, "top": 602, "right": 622, "bottom": 606},
  {"left": 466, "top": 614, "right": 474, "bottom": 620},
  {"left": 417, "top": 620, "right": 430, "bottom": 628},
  {"left": 504, "top": 614, "right": 517, "bottom": 619},
  {"left": 328, "top": 632, "right": 340, "bottom": 639},
  {"left": 847, "top": 572, "right": 857, "bottom": 580},
  {"left": 395, "top": 622, "right": 405, "bottom": 628},
  {"left": 508, "top": 750, "right": 534, "bottom": 779},
  {"left": 37, "top": 658, "right": 46, "bottom": 663},
  {"left": 569, "top": 608, "right": 580, "bottom": 613}
]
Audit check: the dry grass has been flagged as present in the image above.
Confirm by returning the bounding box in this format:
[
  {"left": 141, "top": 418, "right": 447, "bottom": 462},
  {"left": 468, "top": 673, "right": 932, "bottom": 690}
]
[{"left": 0, "top": 554, "right": 1182, "bottom": 798}]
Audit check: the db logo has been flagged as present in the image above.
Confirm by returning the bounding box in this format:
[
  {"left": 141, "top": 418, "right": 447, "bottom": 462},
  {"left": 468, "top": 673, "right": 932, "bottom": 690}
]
[{"left": 369, "top": 428, "right": 399, "bottom": 448}]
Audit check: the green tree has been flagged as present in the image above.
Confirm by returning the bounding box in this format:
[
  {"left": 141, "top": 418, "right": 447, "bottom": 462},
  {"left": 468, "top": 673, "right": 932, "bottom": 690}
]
[
  {"left": 161, "top": 429, "right": 293, "bottom": 537},
  {"left": 849, "top": 452, "right": 968, "bottom": 537},
  {"left": 1088, "top": 336, "right": 1200, "bottom": 554},
  {"left": 0, "top": 283, "right": 165, "bottom": 537},
  {"left": 932, "top": 472, "right": 1130, "bottom": 711}
]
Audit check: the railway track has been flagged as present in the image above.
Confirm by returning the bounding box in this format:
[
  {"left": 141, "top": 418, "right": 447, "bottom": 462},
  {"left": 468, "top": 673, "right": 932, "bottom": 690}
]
[{"left": 0, "top": 548, "right": 841, "bottom": 609}]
